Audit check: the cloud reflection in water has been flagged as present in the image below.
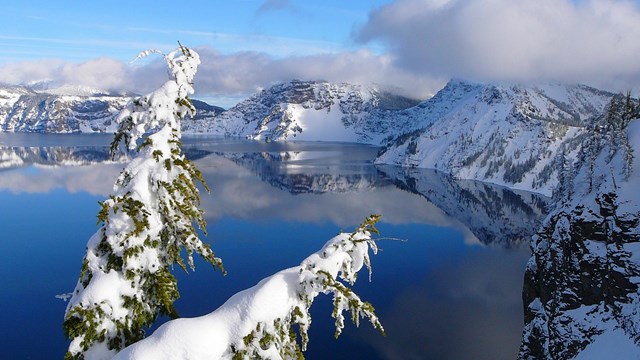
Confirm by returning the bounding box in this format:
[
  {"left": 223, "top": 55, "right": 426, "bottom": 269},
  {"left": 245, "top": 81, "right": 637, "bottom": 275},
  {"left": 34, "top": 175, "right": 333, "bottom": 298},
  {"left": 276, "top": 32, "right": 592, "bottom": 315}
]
[{"left": 0, "top": 137, "right": 545, "bottom": 359}]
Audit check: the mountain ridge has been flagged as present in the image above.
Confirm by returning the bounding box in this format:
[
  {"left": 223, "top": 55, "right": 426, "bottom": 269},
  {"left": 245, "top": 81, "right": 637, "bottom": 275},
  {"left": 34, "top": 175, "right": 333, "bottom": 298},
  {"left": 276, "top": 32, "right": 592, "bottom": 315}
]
[
  {"left": 0, "top": 84, "right": 224, "bottom": 133},
  {"left": 182, "top": 79, "right": 423, "bottom": 143},
  {"left": 375, "top": 80, "right": 616, "bottom": 196},
  {"left": 0, "top": 78, "right": 623, "bottom": 197}
]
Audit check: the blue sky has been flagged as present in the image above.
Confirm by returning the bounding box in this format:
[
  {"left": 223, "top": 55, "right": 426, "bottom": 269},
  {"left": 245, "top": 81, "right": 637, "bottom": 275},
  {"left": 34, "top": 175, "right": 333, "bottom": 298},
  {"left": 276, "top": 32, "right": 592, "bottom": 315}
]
[
  {"left": 0, "top": 0, "right": 389, "bottom": 63},
  {"left": 2, "top": 0, "right": 640, "bottom": 107}
]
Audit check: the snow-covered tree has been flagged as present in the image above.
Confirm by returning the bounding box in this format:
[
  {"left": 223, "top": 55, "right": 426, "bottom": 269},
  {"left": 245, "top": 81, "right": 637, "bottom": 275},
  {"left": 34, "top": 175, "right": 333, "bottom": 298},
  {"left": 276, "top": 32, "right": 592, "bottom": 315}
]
[
  {"left": 63, "top": 45, "right": 384, "bottom": 360},
  {"left": 113, "top": 215, "right": 385, "bottom": 360},
  {"left": 63, "top": 45, "right": 224, "bottom": 359}
]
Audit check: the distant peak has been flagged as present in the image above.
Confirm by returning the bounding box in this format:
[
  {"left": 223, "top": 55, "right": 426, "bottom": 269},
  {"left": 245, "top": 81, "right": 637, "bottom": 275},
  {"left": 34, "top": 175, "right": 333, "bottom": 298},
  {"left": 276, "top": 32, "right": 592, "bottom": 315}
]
[{"left": 446, "top": 78, "right": 482, "bottom": 86}]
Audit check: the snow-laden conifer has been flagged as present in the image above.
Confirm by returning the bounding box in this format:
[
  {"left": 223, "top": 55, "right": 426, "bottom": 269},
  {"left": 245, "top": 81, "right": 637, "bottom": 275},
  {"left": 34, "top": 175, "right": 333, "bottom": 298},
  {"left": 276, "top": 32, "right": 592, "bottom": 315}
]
[
  {"left": 63, "top": 45, "right": 223, "bottom": 359},
  {"left": 113, "top": 215, "right": 385, "bottom": 360},
  {"left": 63, "top": 44, "right": 384, "bottom": 360}
]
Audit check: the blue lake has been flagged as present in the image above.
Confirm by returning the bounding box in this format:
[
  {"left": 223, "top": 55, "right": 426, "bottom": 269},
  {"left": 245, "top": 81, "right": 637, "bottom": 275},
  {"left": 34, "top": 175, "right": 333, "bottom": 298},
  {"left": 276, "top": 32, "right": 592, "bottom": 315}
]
[{"left": 0, "top": 134, "right": 549, "bottom": 359}]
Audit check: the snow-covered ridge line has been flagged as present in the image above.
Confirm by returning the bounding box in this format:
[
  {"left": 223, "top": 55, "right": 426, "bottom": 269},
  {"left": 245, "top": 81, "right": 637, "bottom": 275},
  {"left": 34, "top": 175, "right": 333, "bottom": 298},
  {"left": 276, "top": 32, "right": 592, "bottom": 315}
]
[
  {"left": 1, "top": 78, "right": 625, "bottom": 197},
  {"left": 1, "top": 79, "right": 418, "bottom": 140},
  {"left": 0, "top": 84, "right": 223, "bottom": 133},
  {"left": 375, "top": 80, "right": 616, "bottom": 196},
  {"left": 184, "top": 79, "right": 422, "bottom": 144},
  {"left": 175, "top": 78, "right": 620, "bottom": 195}
]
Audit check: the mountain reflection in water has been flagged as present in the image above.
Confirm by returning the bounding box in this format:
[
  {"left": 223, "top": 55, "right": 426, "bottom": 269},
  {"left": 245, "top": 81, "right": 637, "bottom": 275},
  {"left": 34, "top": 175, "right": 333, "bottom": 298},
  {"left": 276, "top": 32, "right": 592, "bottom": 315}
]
[{"left": 0, "top": 135, "right": 549, "bottom": 360}]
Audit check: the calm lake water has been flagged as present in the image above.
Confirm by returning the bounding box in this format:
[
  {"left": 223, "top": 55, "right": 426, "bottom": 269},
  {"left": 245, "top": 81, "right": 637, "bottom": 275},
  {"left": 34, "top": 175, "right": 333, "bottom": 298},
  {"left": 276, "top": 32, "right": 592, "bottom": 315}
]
[{"left": 0, "top": 133, "right": 550, "bottom": 359}]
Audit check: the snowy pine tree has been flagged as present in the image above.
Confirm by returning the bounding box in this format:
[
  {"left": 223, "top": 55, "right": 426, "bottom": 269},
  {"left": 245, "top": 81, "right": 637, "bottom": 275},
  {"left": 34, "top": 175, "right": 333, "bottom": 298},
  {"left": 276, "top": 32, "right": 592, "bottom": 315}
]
[
  {"left": 64, "top": 45, "right": 385, "bottom": 360},
  {"left": 63, "top": 45, "right": 224, "bottom": 359},
  {"left": 113, "top": 215, "right": 385, "bottom": 360}
]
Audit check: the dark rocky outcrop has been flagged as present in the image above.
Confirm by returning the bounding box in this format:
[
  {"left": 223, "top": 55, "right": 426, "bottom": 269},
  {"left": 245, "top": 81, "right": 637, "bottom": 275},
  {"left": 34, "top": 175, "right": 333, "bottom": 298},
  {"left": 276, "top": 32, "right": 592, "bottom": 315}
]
[{"left": 519, "top": 97, "right": 640, "bottom": 359}]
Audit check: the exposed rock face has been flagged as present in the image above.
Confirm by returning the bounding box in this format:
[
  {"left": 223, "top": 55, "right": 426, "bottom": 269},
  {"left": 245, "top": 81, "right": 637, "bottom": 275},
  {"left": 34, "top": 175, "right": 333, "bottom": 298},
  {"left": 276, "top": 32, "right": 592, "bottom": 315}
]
[
  {"left": 519, "top": 97, "right": 640, "bottom": 359},
  {"left": 375, "top": 80, "right": 615, "bottom": 195}
]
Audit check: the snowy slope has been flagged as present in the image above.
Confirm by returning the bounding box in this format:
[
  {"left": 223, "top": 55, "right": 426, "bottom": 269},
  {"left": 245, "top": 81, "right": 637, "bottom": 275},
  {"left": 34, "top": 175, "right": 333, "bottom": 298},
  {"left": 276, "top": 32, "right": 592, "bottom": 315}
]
[
  {"left": 183, "top": 80, "right": 422, "bottom": 143},
  {"left": 0, "top": 85, "right": 223, "bottom": 133},
  {"left": 376, "top": 80, "right": 615, "bottom": 195},
  {"left": 519, "top": 99, "right": 640, "bottom": 359}
]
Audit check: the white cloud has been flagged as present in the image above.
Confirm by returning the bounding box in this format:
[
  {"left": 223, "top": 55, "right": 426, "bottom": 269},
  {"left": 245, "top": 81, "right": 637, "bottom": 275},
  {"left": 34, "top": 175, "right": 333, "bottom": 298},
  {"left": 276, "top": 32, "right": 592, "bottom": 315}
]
[
  {"left": 356, "top": 0, "right": 640, "bottom": 90},
  {"left": 0, "top": 57, "right": 165, "bottom": 94},
  {"left": 0, "top": 59, "right": 65, "bottom": 84},
  {"left": 0, "top": 46, "right": 444, "bottom": 104},
  {"left": 193, "top": 47, "right": 443, "bottom": 100},
  {"left": 59, "top": 58, "right": 132, "bottom": 90},
  {"left": 2, "top": 0, "right": 638, "bottom": 104}
]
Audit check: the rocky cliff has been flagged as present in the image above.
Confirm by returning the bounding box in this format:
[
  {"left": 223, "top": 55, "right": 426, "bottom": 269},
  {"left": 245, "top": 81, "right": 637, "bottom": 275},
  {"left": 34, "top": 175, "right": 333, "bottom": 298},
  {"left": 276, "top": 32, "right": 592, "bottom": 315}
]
[{"left": 519, "top": 96, "right": 640, "bottom": 359}]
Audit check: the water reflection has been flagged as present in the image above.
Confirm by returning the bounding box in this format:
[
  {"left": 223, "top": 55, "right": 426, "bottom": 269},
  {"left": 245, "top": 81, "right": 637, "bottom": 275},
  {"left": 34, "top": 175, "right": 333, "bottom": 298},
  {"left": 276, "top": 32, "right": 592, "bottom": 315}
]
[
  {"left": 355, "top": 249, "right": 530, "bottom": 360},
  {"left": 195, "top": 144, "right": 550, "bottom": 247},
  {"left": 0, "top": 146, "right": 121, "bottom": 169},
  {"left": 0, "top": 135, "right": 549, "bottom": 359},
  {"left": 0, "top": 140, "right": 549, "bottom": 248},
  {"left": 216, "top": 151, "right": 388, "bottom": 194},
  {"left": 378, "top": 166, "right": 550, "bottom": 247}
]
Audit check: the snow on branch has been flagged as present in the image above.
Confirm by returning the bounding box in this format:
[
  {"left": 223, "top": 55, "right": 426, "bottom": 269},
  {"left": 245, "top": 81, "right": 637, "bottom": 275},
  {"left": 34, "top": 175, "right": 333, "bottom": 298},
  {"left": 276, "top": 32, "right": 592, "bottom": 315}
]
[
  {"left": 113, "top": 215, "right": 385, "bottom": 360},
  {"left": 64, "top": 44, "right": 385, "bottom": 360},
  {"left": 112, "top": 45, "right": 199, "bottom": 153},
  {"left": 63, "top": 46, "right": 223, "bottom": 360}
]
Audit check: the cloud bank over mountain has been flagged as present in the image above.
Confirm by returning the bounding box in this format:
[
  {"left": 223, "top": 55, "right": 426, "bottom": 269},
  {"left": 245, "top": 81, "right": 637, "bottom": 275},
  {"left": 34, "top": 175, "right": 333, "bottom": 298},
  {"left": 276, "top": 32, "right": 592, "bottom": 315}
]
[
  {"left": 356, "top": 0, "right": 640, "bottom": 89},
  {"left": 1, "top": 0, "right": 639, "bottom": 105},
  {"left": 0, "top": 48, "right": 443, "bottom": 104}
]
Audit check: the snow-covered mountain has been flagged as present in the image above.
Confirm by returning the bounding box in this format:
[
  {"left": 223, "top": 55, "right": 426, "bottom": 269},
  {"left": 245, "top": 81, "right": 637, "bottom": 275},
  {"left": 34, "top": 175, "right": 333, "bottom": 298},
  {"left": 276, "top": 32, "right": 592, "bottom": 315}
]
[
  {"left": 519, "top": 98, "right": 640, "bottom": 359},
  {"left": 375, "top": 80, "right": 616, "bottom": 196},
  {"left": 0, "top": 85, "right": 224, "bottom": 133},
  {"left": 183, "top": 80, "right": 422, "bottom": 143},
  {"left": 0, "top": 84, "right": 129, "bottom": 132},
  {"left": 1, "top": 78, "right": 626, "bottom": 198}
]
